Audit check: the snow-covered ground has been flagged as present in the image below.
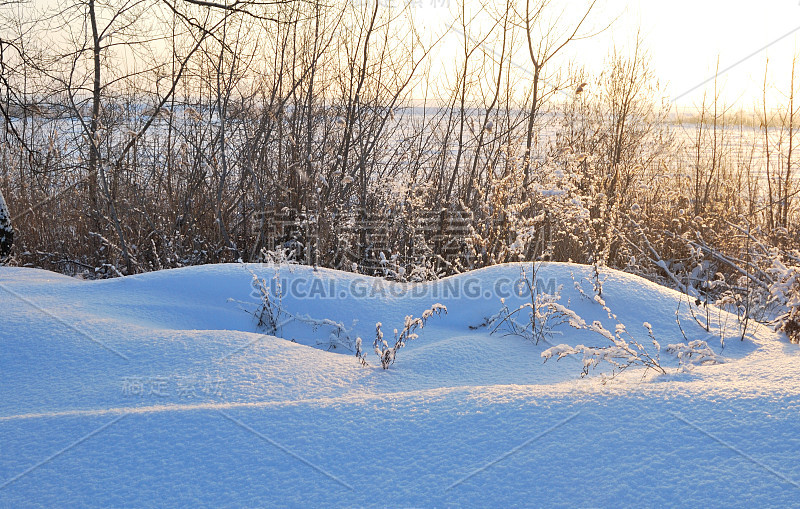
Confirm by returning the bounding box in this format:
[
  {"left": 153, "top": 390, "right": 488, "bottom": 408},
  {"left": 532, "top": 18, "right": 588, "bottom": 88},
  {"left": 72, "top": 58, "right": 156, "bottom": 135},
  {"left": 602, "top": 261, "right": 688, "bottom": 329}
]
[{"left": 1, "top": 262, "right": 799, "bottom": 507}]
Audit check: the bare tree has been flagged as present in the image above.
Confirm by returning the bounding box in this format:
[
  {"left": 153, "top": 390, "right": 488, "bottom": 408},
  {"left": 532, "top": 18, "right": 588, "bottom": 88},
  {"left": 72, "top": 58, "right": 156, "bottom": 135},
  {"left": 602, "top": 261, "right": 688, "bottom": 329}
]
[{"left": 519, "top": 0, "right": 599, "bottom": 183}]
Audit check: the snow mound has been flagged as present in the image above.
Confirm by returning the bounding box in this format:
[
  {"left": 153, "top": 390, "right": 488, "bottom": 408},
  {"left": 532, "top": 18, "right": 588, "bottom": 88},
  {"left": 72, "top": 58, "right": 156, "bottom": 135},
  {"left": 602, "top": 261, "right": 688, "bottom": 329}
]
[{"left": 1, "top": 263, "right": 798, "bottom": 507}]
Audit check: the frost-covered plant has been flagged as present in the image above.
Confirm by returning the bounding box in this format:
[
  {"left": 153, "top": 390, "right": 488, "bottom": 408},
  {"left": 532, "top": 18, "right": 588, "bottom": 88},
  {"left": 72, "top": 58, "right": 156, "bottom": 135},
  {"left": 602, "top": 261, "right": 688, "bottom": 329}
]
[
  {"left": 469, "top": 169, "right": 533, "bottom": 266},
  {"left": 248, "top": 269, "right": 284, "bottom": 335},
  {"left": 540, "top": 275, "right": 668, "bottom": 380},
  {"left": 372, "top": 304, "right": 447, "bottom": 369},
  {"left": 259, "top": 246, "right": 301, "bottom": 266},
  {"left": 541, "top": 319, "right": 667, "bottom": 381},
  {"left": 665, "top": 340, "right": 725, "bottom": 372},
  {"left": 545, "top": 278, "right": 729, "bottom": 380},
  {"left": 482, "top": 265, "right": 567, "bottom": 346},
  {"left": 244, "top": 268, "right": 359, "bottom": 351},
  {"left": 780, "top": 306, "right": 800, "bottom": 344},
  {"left": 292, "top": 314, "right": 358, "bottom": 352},
  {"left": 675, "top": 289, "right": 738, "bottom": 349},
  {"left": 486, "top": 296, "right": 567, "bottom": 346},
  {"left": 571, "top": 268, "right": 608, "bottom": 307},
  {"left": 355, "top": 336, "right": 368, "bottom": 366},
  {"left": 769, "top": 257, "right": 800, "bottom": 343}
]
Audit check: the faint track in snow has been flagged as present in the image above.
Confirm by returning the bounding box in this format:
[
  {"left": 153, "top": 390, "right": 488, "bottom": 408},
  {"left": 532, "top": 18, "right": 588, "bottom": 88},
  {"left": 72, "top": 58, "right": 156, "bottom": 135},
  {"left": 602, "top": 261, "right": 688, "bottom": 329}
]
[
  {"left": 0, "top": 386, "right": 495, "bottom": 422},
  {"left": 2, "top": 371, "right": 799, "bottom": 422}
]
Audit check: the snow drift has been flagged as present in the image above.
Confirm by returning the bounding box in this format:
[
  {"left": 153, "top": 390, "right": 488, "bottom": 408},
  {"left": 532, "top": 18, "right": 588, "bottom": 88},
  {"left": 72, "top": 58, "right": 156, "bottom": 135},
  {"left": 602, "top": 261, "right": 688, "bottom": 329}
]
[{"left": 1, "top": 263, "right": 798, "bottom": 507}]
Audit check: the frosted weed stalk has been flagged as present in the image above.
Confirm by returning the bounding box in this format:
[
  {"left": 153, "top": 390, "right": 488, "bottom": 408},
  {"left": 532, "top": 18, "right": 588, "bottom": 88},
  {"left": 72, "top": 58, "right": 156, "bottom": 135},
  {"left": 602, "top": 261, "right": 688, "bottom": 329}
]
[
  {"left": 479, "top": 264, "right": 568, "bottom": 347},
  {"left": 359, "top": 303, "right": 447, "bottom": 369},
  {"left": 248, "top": 268, "right": 284, "bottom": 335},
  {"left": 542, "top": 272, "right": 726, "bottom": 381},
  {"left": 541, "top": 318, "right": 668, "bottom": 382},
  {"left": 238, "top": 266, "right": 358, "bottom": 352}
]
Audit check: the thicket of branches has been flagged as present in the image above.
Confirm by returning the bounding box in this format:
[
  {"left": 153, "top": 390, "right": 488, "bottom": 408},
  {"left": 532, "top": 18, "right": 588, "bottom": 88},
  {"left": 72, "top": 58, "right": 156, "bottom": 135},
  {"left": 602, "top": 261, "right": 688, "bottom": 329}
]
[{"left": 0, "top": 0, "right": 798, "bottom": 332}]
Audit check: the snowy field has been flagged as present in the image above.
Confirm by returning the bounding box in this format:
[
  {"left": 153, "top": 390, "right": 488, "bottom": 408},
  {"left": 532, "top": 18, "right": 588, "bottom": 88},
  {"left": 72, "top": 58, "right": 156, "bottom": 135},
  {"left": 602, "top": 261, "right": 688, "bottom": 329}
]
[{"left": 1, "top": 262, "right": 799, "bottom": 507}]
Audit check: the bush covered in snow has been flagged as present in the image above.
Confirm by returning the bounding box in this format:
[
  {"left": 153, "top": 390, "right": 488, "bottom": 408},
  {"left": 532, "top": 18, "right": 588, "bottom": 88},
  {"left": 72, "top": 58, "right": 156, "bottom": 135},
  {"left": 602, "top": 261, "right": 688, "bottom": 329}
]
[{"left": 770, "top": 258, "right": 800, "bottom": 343}]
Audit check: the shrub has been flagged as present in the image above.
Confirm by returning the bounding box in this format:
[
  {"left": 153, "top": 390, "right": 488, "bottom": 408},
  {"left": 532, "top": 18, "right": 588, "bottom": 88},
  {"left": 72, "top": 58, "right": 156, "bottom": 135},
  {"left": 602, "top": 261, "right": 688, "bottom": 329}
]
[{"left": 770, "top": 258, "right": 800, "bottom": 344}]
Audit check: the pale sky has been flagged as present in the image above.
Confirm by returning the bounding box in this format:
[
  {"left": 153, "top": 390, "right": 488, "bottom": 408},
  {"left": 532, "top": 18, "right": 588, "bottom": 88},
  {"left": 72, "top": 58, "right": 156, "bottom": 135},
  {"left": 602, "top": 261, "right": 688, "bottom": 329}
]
[
  {"left": 604, "top": 0, "right": 800, "bottom": 110},
  {"left": 25, "top": 0, "right": 800, "bottom": 110},
  {"left": 413, "top": 0, "right": 800, "bottom": 110}
]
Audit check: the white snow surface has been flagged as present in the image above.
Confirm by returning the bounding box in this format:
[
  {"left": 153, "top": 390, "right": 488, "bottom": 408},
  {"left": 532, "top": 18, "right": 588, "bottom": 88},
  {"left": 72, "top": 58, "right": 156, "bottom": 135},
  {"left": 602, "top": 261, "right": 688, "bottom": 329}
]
[{"left": 1, "top": 262, "right": 799, "bottom": 507}]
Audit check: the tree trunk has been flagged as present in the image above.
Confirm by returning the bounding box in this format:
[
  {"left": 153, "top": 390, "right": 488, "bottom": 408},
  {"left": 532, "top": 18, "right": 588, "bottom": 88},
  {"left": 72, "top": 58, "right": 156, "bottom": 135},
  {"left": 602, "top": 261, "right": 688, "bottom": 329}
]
[
  {"left": 0, "top": 187, "right": 12, "bottom": 262},
  {"left": 89, "top": 0, "right": 132, "bottom": 274}
]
